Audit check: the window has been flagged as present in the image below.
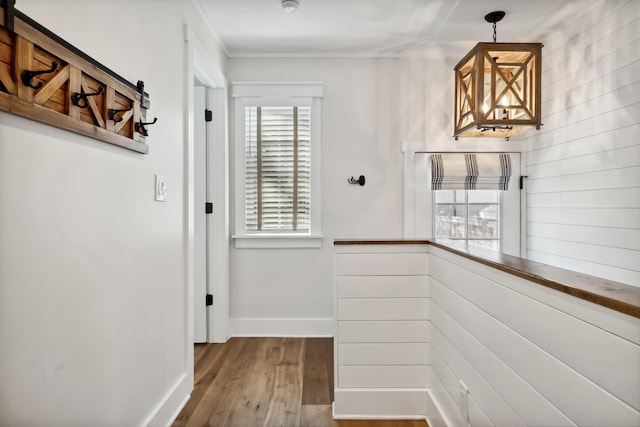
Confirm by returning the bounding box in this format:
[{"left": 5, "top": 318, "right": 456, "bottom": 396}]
[
  {"left": 244, "top": 106, "right": 311, "bottom": 232},
  {"left": 434, "top": 190, "right": 501, "bottom": 251},
  {"left": 233, "top": 83, "right": 322, "bottom": 248}
]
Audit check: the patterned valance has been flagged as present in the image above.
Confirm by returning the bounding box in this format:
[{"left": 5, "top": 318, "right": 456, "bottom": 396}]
[{"left": 431, "top": 153, "right": 512, "bottom": 190}]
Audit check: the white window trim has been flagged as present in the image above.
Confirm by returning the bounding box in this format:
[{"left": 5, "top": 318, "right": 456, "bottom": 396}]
[
  {"left": 232, "top": 82, "right": 323, "bottom": 249},
  {"left": 402, "top": 143, "right": 521, "bottom": 257}
]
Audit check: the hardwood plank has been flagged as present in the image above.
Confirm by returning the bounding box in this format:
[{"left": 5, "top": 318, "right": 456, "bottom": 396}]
[
  {"left": 302, "top": 338, "right": 332, "bottom": 404},
  {"left": 262, "top": 338, "right": 305, "bottom": 427},
  {"left": 183, "top": 338, "right": 255, "bottom": 427},
  {"left": 223, "top": 338, "right": 282, "bottom": 427},
  {"left": 174, "top": 338, "right": 429, "bottom": 427},
  {"left": 300, "top": 404, "right": 338, "bottom": 427}
]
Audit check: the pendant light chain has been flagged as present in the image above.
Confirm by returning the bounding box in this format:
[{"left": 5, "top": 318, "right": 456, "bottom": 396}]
[{"left": 493, "top": 21, "right": 497, "bottom": 42}]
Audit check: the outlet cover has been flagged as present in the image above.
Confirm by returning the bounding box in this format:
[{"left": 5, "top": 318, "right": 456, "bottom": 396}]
[
  {"left": 459, "top": 380, "right": 469, "bottom": 423},
  {"left": 155, "top": 175, "right": 167, "bottom": 202}
]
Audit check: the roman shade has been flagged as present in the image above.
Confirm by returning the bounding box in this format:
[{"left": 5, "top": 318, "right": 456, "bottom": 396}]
[{"left": 431, "top": 153, "right": 512, "bottom": 190}]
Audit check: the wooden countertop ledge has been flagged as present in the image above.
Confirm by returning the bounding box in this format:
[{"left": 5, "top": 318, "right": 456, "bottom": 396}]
[{"left": 334, "top": 239, "right": 640, "bottom": 319}]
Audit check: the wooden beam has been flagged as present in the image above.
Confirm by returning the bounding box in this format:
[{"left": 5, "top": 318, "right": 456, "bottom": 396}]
[{"left": 34, "top": 63, "right": 69, "bottom": 105}]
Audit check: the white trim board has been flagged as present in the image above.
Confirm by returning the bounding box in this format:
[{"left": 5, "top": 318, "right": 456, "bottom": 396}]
[{"left": 229, "top": 318, "right": 333, "bottom": 337}]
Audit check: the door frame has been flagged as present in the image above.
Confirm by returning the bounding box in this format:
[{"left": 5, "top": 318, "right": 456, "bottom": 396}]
[{"left": 184, "top": 23, "right": 229, "bottom": 390}]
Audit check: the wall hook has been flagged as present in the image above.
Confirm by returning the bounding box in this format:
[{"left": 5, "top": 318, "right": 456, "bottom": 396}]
[
  {"left": 71, "top": 86, "right": 104, "bottom": 108},
  {"left": 135, "top": 117, "right": 157, "bottom": 137},
  {"left": 108, "top": 105, "right": 133, "bottom": 122},
  {"left": 348, "top": 175, "right": 365, "bottom": 186},
  {"left": 21, "top": 61, "right": 58, "bottom": 89}
]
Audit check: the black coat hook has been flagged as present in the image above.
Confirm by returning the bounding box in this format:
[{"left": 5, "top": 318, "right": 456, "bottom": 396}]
[
  {"left": 108, "top": 105, "right": 133, "bottom": 123},
  {"left": 348, "top": 175, "right": 365, "bottom": 186},
  {"left": 71, "top": 86, "right": 104, "bottom": 108},
  {"left": 135, "top": 117, "right": 157, "bottom": 137},
  {"left": 21, "top": 61, "right": 58, "bottom": 89}
]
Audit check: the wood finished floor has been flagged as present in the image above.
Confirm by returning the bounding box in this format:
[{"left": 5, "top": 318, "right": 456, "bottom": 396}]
[{"left": 173, "top": 337, "right": 428, "bottom": 427}]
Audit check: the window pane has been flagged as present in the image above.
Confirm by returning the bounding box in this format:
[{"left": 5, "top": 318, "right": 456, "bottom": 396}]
[
  {"left": 468, "top": 239, "right": 499, "bottom": 251},
  {"left": 434, "top": 190, "right": 467, "bottom": 203},
  {"left": 468, "top": 204, "right": 498, "bottom": 238},
  {"left": 435, "top": 204, "right": 466, "bottom": 239},
  {"left": 244, "top": 105, "right": 311, "bottom": 232},
  {"left": 468, "top": 190, "right": 498, "bottom": 203}
]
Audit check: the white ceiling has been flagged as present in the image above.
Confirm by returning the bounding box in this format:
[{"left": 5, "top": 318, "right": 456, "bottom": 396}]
[{"left": 196, "top": 0, "right": 594, "bottom": 57}]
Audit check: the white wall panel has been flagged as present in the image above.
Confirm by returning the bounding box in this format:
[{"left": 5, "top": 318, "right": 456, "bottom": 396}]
[
  {"left": 338, "top": 366, "right": 428, "bottom": 388},
  {"left": 527, "top": 206, "right": 640, "bottom": 229},
  {"left": 337, "top": 276, "right": 429, "bottom": 298},
  {"left": 337, "top": 320, "right": 430, "bottom": 343},
  {"left": 527, "top": 222, "right": 640, "bottom": 251},
  {"left": 338, "top": 343, "right": 429, "bottom": 365},
  {"left": 527, "top": 187, "right": 640, "bottom": 209},
  {"left": 430, "top": 252, "right": 640, "bottom": 426},
  {"left": 337, "top": 298, "right": 429, "bottom": 321},
  {"left": 527, "top": 124, "right": 640, "bottom": 166},
  {"left": 430, "top": 327, "right": 530, "bottom": 427},
  {"left": 528, "top": 236, "right": 639, "bottom": 271},
  {"left": 336, "top": 253, "right": 429, "bottom": 276},
  {"left": 526, "top": 0, "right": 640, "bottom": 286}
]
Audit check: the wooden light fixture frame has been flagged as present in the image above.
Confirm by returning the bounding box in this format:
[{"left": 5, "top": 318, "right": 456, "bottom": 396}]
[{"left": 453, "top": 13, "right": 543, "bottom": 140}]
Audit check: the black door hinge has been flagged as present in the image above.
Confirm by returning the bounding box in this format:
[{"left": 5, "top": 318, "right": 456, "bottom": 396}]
[
  {"left": 205, "top": 109, "right": 212, "bottom": 122},
  {"left": 520, "top": 175, "right": 528, "bottom": 190},
  {"left": 205, "top": 202, "right": 213, "bottom": 214},
  {"left": 206, "top": 294, "right": 213, "bottom": 306}
]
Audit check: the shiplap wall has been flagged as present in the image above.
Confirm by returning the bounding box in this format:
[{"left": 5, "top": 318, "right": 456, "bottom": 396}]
[
  {"left": 525, "top": 0, "right": 640, "bottom": 286},
  {"left": 334, "top": 244, "right": 431, "bottom": 419},
  {"left": 428, "top": 246, "right": 640, "bottom": 427}
]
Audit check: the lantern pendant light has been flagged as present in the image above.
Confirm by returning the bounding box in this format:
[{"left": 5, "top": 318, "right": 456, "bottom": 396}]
[{"left": 453, "top": 11, "right": 543, "bottom": 140}]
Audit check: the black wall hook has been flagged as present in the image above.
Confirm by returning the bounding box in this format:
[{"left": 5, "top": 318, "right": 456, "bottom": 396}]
[
  {"left": 348, "top": 175, "right": 365, "bottom": 186},
  {"left": 71, "top": 86, "right": 104, "bottom": 108},
  {"left": 135, "top": 117, "right": 157, "bottom": 137},
  {"left": 108, "top": 105, "right": 133, "bottom": 122},
  {"left": 21, "top": 61, "right": 58, "bottom": 89}
]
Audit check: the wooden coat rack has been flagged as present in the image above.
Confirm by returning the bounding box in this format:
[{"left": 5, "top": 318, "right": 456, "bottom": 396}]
[{"left": 0, "top": 1, "right": 152, "bottom": 154}]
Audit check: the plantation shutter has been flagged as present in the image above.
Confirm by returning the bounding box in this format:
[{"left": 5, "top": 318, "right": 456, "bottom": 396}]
[
  {"left": 245, "top": 105, "right": 311, "bottom": 231},
  {"left": 431, "top": 153, "right": 512, "bottom": 190}
]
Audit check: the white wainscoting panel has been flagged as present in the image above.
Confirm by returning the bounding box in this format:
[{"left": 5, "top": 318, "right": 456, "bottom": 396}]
[
  {"left": 429, "top": 245, "right": 640, "bottom": 426},
  {"left": 334, "top": 244, "right": 430, "bottom": 418}
]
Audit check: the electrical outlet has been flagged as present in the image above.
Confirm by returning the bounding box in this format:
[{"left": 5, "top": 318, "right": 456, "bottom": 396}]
[
  {"left": 155, "top": 175, "right": 167, "bottom": 202},
  {"left": 459, "top": 380, "right": 469, "bottom": 423}
]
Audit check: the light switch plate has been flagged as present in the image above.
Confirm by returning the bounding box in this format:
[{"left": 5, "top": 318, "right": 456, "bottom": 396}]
[{"left": 155, "top": 175, "right": 167, "bottom": 202}]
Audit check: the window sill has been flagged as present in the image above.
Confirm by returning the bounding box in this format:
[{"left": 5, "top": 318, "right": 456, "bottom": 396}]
[{"left": 232, "top": 234, "right": 323, "bottom": 249}]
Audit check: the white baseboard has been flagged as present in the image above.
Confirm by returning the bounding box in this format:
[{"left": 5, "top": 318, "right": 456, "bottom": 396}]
[
  {"left": 229, "top": 318, "right": 333, "bottom": 337},
  {"left": 143, "top": 373, "right": 191, "bottom": 427},
  {"left": 427, "top": 368, "right": 463, "bottom": 427},
  {"left": 333, "top": 388, "right": 429, "bottom": 418}
]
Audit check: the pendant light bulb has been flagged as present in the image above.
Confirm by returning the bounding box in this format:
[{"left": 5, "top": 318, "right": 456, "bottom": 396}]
[{"left": 282, "top": 0, "right": 300, "bottom": 13}]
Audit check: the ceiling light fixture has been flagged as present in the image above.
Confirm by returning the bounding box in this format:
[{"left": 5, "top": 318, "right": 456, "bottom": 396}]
[
  {"left": 453, "top": 11, "right": 543, "bottom": 141},
  {"left": 282, "top": 0, "right": 300, "bottom": 13}
]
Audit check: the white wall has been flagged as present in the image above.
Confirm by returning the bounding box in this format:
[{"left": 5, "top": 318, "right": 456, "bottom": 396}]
[
  {"left": 429, "top": 245, "right": 640, "bottom": 427},
  {"left": 0, "top": 1, "right": 226, "bottom": 425},
  {"left": 227, "top": 54, "right": 524, "bottom": 334},
  {"left": 227, "top": 58, "right": 407, "bottom": 335},
  {"left": 525, "top": 0, "right": 640, "bottom": 286},
  {"left": 226, "top": 55, "right": 517, "bottom": 335}
]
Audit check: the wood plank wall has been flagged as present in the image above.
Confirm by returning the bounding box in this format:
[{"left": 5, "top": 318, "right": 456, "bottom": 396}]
[
  {"left": 525, "top": 0, "right": 640, "bottom": 286},
  {"left": 428, "top": 245, "right": 640, "bottom": 427}
]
